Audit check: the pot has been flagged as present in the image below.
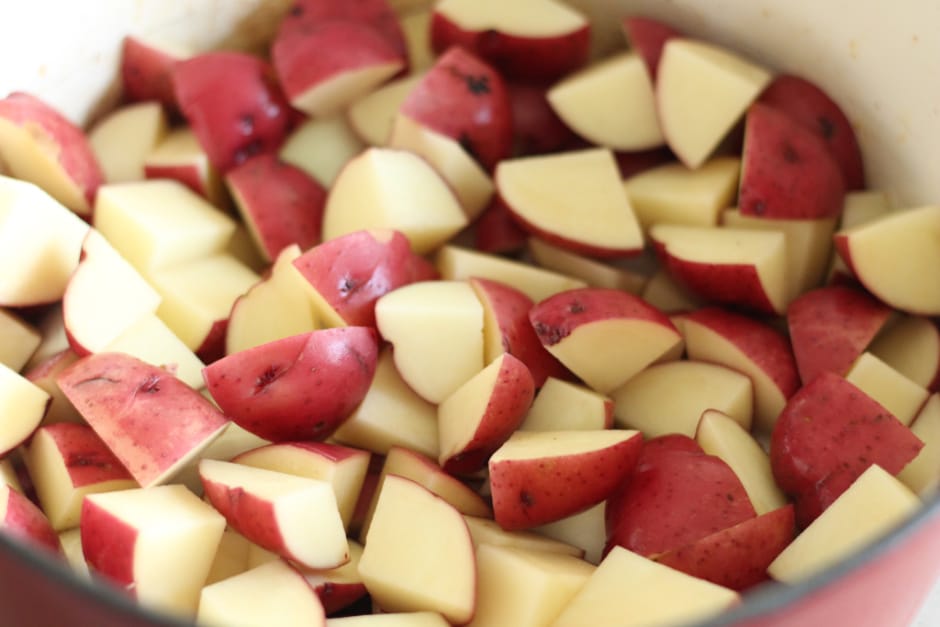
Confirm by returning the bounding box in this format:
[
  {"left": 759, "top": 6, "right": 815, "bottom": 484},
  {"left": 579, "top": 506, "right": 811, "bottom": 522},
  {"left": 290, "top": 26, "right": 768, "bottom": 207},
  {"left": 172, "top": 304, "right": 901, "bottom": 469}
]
[{"left": 0, "top": 1, "right": 937, "bottom": 626}]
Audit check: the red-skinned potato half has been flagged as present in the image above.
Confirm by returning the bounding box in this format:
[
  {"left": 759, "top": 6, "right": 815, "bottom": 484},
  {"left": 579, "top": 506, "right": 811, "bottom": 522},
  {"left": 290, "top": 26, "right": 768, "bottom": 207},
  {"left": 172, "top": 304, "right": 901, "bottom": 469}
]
[
  {"left": 281, "top": 0, "right": 408, "bottom": 63},
  {"left": 120, "top": 35, "right": 186, "bottom": 112},
  {"left": 739, "top": 102, "right": 846, "bottom": 220},
  {"left": 605, "top": 434, "right": 757, "bottom": 558},
  {"left": 172, "top": 51, "right": 293, "bottom": 173},
  {"left": 430, "top": 0, "right": 591, "bottom": 83},
  {"left": 770, "top": 371, "right": 924, "bottom": 528},
  {"left": 622, "top": 16, "right": 684, "bottom": 80},
  {"left": 202, "top": 327, "right": 379, "bottom": 442},
  {"left": 758, "top": 73, "right": 866, "bottom": 190},
  {"left": 400, "top": 45, "right": 513, "bottom": 171}
]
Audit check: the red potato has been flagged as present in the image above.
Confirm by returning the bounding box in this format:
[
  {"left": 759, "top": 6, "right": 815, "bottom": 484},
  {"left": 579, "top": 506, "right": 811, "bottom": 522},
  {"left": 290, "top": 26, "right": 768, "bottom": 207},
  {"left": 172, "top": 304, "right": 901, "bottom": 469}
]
[
  {"left": 758, "top": 74, "right": 865, "bottom": 190},
  {"left": 612, "top": 146, "right": 675, "bottom": 179},
  {"left": 605, "top": 435, "right": 757, "bottom": 558},
  {"left": 622, "top": 16, "right": 683, "bottom": 79},
  {"left": 654, "top": 504, "right": 796, "bottom": 591},
  {"left": 202, "top": 327, "right": 378, "bottom": 442},
  {"left": 681, "top": 306, "right": 800, "bottom": 432},
  {"left": 80, "top": 484, "right": 226, "bottom": 615},
  {"left": 0, "top": 92, "right": 103, "bottom": 217},
  {"left": 291, "top": 229, "right": 418, "bottom": 328},
  {"left": 430, "top": 0, "right": 591, "bottom": 83},
  {"left": 199, "top": 459, "right": 349, "bottom": 570},
  {"left": 56, "top": 352, "right": 229, "bottom": 488},
  {"left": 507, "top": 82, "right": 579, "bottom": 157},
  {"left": 400, "top": 46, "right": 512, "bottom": 171},
  {"left": 272, "top": 18, "right": 405, "bottom": 118},
  {"left": 120, "top": 35, "right": 187, "bottom": 112},
  {"left": 469, "top": 276, "right": 569, "bottom": 388},
  {"left": 787, "top": 285, "right": 893, "bottom": 385},
  {"left": 474, "top": 196, "right": 529, "bottom": 254},
  {"left": 25, "top": 422, "right": 136, "bottom": 531},
  {"left": 528, "top": 287, "right": 681, "bottom": 394},
  {"left": 489, "top": 428, "right": 643, "bottom": 530},
  {"left": 438, "top": 352, "right": 535, "bottom": 474},
  {"left": 23, "top": 348, "right": 83, "bottom": 425},
  {"left": 770, "top": 371, "right": 924, "bottom": 527},
  {"left": 301, "top": 540, "right": 368, "bottom": 614},
  {"left": 226, "top": 154, "right": 326, "bottom": 263},
  {"left": 739, "top": 103, "right": 846, "bottom": 220},
  {"left": 173, "top": 52, "right": 293, "bottom": 173},
  {"left": 0, "top": 484, "right": 62, "bottom": 556},
  {"left": 143, "top": 128, "right": 226, "bottom": 207},
  {"left": 0, "top": 363, "right": 51, "bottom": 457}
]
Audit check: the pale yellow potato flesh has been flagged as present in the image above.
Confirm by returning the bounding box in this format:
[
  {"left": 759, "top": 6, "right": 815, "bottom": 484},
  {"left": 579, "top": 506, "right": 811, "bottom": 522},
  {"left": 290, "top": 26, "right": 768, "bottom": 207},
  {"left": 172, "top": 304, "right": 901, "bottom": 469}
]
[
  {"left": 898, "top": 394, "right": 940, "bottom": 496},
  {"left": 845, "top": 352, "right": 929, "bottom": 427},
  {"left": 468, "top": 543, "right": 595, "bottom": 627},
  {"left": 527, "top": 238, "right": 647, "bottom": 294},
  {"left": 334, "top": 347, "right": 440, "bottom": 459},
  {"left": 535, "top": 502, "right": 606, "bottom": 564},
  {"left": 612, "top": 360, "right": 753, "bottom": 437},
  {"left": 143, "top": 128, "right": 226, "bottom": 208},
  {"left": 657, "top": 37, "right": 772, "bottom": 168},
  {"left": 292, "top": 62, "right": 404, "bottom": 118},
  {"left": 198, "top": 560, "right": 326, "bottom": 627},
  {"left": 682, "top": 315, "right": 788, "bottom": 432},
  {"left": 437, "top": 245, "right": 586, "bottom": 303},
  {"left": 437, "top": 353, "right": 509, "bottom": 465},
  {"left": 548, "top": 51, "right": 662, "bottom": 151},
  {"left": 358, "top": 475, "right": 476, "bottom": 624},
  {"left": 625, "top": 157, "right": 741, "bottom": 231},
  {"left": 85, "top": 484, "right": 225, "bottom": 617},
  {"left": 88, "top": 101, "right": 168, "bottom": 183},
  {"left": 550, "top": 546, "right": 739, "bottom": 627},
  {"left": 102, "top": 313, "right": 206, "bottom": 390},
  {"left": 491, "top": 429, "right": 641, "bottom": 462},
  {"left": 722, "top": 208, "right": 836, "bottom": 302},
  {"left": 869, "top": 315, "right": 940, "bottom": 389},
  {"left": 225, "top": 245, "right": 319, "bottom": 355},
  {"left": 0, "top": 307, "right": 40, "bottom": 371},
  {"left": 768, "top": 465, "right": 920, "bottom": 584},
  {"left": 435, "top": 0, "right": 587, "bottom": 37},
  {"left": 347, "top": 74, "right": 424, "bottom": 146},
  {"left": 323, "top": 148, "right": 468, "bottom": 255},
  {"left": 388, "top": 113, "right": 494, "bottom": 220},
  {"left": 94, "top": 179, "right": 236, "bottom": 272},
  {"left": 496, "top": 148, "right": 643, "bottom": 255},
  {"left": 203, "top": 529, "right": 252, "bottom": 586},
  {"left": 279, "top": 115, "right": 365, "bottom": 188},
  {"left": 695, "top": 409, "right": 787, "bottom": 515},
  {"left": 518, "top": 377, "right": 611, "bottom": 432},
  {"left": 464, "top": 515, "right": 583, "bottom": 559}
]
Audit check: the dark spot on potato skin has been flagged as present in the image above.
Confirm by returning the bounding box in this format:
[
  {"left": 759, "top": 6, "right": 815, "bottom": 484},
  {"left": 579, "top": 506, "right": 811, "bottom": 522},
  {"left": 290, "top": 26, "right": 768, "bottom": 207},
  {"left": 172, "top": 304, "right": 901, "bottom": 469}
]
[
  {"left": 818, "top": 116, "right": 835, "bottom": 139},
  {"left": 532, "top": 321, "right": 569, "bottom": 346},
  {"left": 137, "top": 375, "right": 161, "bottom": 394},
  {"left": 519, "top": 490, "right": 534, "bottom": 508},
  {"left": 253, "top": 365, "right": 283, "bottom": 394},
  {"left": 782, "top": 142, "right": 799, "bottom": 163}
]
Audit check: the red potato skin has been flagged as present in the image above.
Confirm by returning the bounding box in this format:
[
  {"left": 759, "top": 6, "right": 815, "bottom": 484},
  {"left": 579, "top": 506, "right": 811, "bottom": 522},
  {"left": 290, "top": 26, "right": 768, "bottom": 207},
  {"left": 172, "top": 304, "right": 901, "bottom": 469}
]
[
  {"left": 469, "top": 277, "right": 571, "bottom": 387},
  {"left": 310, "top": 578, "right": 367, "bottom": 615},
  {"left": 758, "top": 74, "right": 866, "bottom": 190},
  {"left": 474, "top": 196, "right": 529, "bottom": 254},
  {"left": 56, "top": 352, "right": 228, "bottom": 488},
  {"left": 120, "top": 36, "right": 182, "bottom": 112},
  {"left": 36, "top": 423, "right": 133, "bottom": 489},
  {"left": 430, "top": 11, "right": 590, "bottom": 84},
  {"left": 771, "top": 372, "right": 924, "bottom": 528},
  {"left": 173, "top": 52, "right": 292, "bottom": 173},
  {"left": 348, "top": 454, "right": 383, "bottom": 537},
  {"left": 683, "top": 306, "right": 800, "bottom": 400},
  {"left": 226, "top": 154, "right": 327, "bottom": 261},
  {"left": 1, "top": 486, "right": 62, "bottom": 556},
  {"left": 441, "top": 353, "right": 536, "bottom": 475},
  {"left": 272, "top": 19, "right": 404, "bottom": 110},
  {"left": 605, "top": 436, "right": 757, "bottom": 558},
  {"left": 0, "top": 92, "right": 103, "bottom": 215},
  {"left": 195, "top": 318, "right": 229, "bottom": 366},
  {"left": 143, "top": 162, "right": 214, "bottom": 203},
  {"left": 507, "top": 82, "right": 579, "bottom": 157},
  {"left": 651, "top": 239, "right": 779, "bottom": 315},
  {"left": 622, "top": 16, "right": 683, "bottom": 80},
  {"left": 786, "top": 285, "right": 893, "bottom": 385},
  {"left": 400, "top": 46, "right": 512, "bottom": 171},
  {"left": 529, "top": 287, "right": 678, "bottom": 348},
  {"left": 202, "top": 327, "right": 379, "bottom": 442},
  {"left": 489, "top": 430, "right": 642, "bottom": 530},
  {"left": 80, "top": 498, "right": 135, "bottom": 589},
  {"left": 281, "top": 0, "right": 408, "bottom": 66},
  {"left": 406, "top": 253, "right": 441, "bottom": 283},
  {"left": 613, "top": 146, "right": 675, "bottom": 179},
  {"left": 292, "top": 230, "right": 419, "bottom": 328},
  {"left": 739, "top": 103, "right": 846, "bottom": 220},
  {"left": 654, "top": 504, "right": 796, "bottom": 591}
]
